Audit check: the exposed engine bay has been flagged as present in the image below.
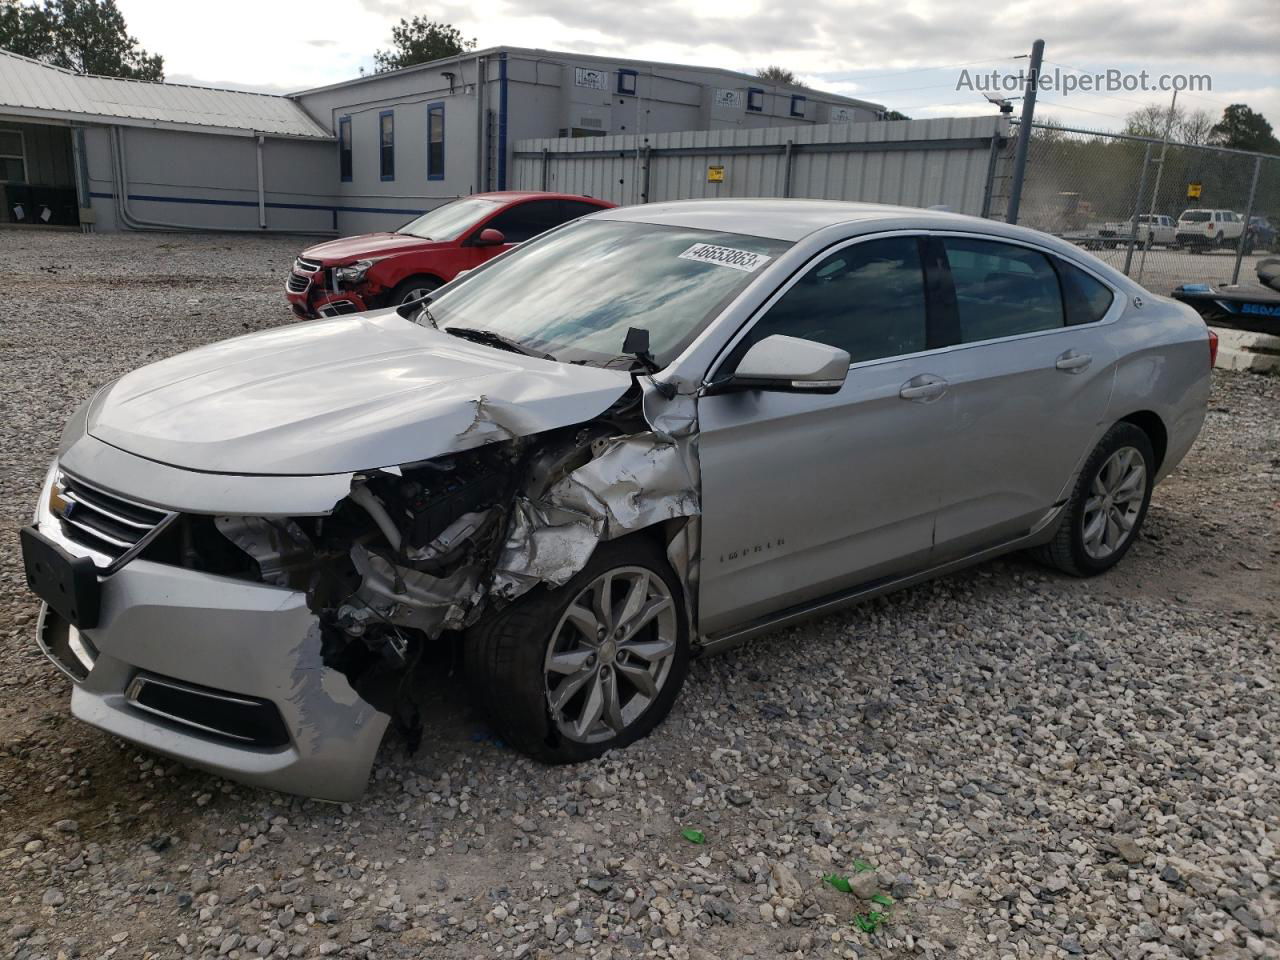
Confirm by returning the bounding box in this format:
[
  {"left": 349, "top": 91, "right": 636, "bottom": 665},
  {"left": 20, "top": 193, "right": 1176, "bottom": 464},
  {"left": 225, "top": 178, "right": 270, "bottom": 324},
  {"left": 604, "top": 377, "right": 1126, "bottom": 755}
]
[{"left": 201, "top": 380, "right": 700, "bottom": 746}]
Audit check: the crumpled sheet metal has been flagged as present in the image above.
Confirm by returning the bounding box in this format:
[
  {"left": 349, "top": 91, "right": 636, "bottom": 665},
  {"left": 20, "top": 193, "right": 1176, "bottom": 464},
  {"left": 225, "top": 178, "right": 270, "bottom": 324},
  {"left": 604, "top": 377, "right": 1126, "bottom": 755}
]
[
  {"left": 492, "top": 430, "right": 700, "bottom": 599},
  {"left": 350, "top": 543, "right": 483, "bottom": 634}
]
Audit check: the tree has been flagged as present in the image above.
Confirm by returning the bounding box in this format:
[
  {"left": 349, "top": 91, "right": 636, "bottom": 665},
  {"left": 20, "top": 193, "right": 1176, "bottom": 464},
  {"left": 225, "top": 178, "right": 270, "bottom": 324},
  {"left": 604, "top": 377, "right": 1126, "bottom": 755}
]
[
  {"left": 0, "top": 0, "right": 162, "bottom": 80},
  {"left": 1210, "top": 104, "right": 1280, "bottom": 154},
  {"left": 373, "top": 17, "right": 475, "bottom": 73},
  {"left": 1178, "top": 108, "right": 1215, "bottom": 146},
  {"left": 755, "top": 65, "right": 797, "bottom": 85},
  {"left": 880, "top": 109, "right": 911, "bottom": 121}
]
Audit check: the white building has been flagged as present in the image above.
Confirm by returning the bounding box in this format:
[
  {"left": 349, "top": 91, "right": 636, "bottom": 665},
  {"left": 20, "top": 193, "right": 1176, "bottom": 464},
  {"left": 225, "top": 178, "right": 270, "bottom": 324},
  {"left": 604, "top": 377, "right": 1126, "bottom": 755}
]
[{"left": 0, "top": 46, "right": 884, "bottom": 234}]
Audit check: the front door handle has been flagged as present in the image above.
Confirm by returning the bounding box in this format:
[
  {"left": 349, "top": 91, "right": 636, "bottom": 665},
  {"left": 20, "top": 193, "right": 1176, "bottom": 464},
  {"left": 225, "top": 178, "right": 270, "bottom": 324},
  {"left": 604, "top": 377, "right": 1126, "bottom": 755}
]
[
  {"left": 899, "top": 374, "right": 948, "bottom": 402},
  {"left": 1055, "top": 350, "right": 1093, "bottom": 373}
]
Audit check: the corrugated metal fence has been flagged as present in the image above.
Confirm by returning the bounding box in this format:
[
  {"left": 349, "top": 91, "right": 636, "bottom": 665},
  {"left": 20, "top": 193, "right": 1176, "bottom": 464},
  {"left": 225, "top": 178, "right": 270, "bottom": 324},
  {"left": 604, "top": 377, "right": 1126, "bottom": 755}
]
[{"left": 512, "top": 115, "right": 1009, "bottom": 215}]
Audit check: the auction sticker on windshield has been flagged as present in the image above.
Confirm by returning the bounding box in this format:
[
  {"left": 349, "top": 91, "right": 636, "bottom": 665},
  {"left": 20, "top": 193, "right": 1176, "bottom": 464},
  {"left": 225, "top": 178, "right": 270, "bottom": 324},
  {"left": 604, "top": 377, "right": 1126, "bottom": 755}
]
[{"left": 678, "top": 243, "right": 772, "bottom": 273}]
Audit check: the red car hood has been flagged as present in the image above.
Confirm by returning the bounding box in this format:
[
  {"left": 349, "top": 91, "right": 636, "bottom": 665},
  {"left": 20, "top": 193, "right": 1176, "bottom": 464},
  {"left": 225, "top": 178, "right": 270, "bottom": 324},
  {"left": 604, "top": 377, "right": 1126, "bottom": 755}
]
[{"left": 301, "top": 232, "right": 445, "bottom": 264}]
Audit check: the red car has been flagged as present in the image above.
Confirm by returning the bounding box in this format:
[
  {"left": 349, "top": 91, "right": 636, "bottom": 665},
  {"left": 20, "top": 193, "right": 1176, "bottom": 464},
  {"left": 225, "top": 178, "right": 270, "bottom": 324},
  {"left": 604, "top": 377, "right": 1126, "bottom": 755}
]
[{"left": 286, "top": 191, "right": 615, "bottom": 319}]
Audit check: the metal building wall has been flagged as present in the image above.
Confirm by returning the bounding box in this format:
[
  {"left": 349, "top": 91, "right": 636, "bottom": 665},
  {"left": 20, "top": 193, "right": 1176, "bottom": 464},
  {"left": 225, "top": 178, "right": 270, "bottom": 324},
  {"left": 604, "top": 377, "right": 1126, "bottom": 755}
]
[
  {"left": 82, "top": 125, "right": 337, "bottom": 233},
  {"left": 513, "top": 116, "right": 1008, "bottom": 213}
]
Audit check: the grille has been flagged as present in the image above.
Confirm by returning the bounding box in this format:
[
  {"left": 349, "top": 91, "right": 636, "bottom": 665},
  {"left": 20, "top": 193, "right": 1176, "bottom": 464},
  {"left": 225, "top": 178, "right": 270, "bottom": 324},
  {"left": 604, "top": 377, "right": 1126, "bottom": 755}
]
[
  {"left": 56, "top": 472, "right": 172, "bottom": 562},
  {"left": 294, "top": 256, "right": 323, "bottom": 273},
  {"left": 288, "top": 257, "right": 324, "bottom": 294},
  {"left": 286, "top": 273, "right": 310, "bottom": 293}
]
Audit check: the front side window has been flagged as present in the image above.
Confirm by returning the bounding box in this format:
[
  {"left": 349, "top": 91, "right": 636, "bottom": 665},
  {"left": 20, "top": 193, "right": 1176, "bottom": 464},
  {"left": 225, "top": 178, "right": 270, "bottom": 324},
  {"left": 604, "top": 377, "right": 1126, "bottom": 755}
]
[
  {"left": 742, "top": 236, "right": 928, "bottom": 364},
  {"left": 379, "top": 110, "right": 394, "bottom": 181},
  {"left": 483, "top": 200, "right": 570, "bottom": 243},
  {"left": 427, "top": 103, "right": 444, "bottom": 180},
  {"left": 943, "top": 237, "right": 1064, "bottom": 342},
  {"left": 426, "top": 219, "right": 791, "bottom": 366}
]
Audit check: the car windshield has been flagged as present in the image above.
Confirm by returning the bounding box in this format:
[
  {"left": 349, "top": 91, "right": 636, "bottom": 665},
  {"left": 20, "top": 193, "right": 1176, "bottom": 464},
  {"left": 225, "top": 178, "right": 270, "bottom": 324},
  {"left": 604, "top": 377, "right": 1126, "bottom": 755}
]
[
  {"left": 1180, "top": 211, "right": 1211, "bottom": 222},
  {"left": 423, "top": 219, "right": 792, "bottom": 367},
  {"left": 397, "top": 198, "right": 503, "bottom": 240}
]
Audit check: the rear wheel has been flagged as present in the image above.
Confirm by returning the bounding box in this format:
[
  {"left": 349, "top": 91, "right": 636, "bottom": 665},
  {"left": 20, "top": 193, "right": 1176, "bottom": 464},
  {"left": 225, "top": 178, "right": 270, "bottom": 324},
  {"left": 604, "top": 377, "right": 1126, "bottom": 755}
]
[
  {"left": 1033, "top": 422, "right": 1155, "bottom": 577},
  {"left": 465, "top": 536, "right": 689, "bottom": 763},
  {"left": 387, "top": 275, "right": 441, "bottom": 307}
]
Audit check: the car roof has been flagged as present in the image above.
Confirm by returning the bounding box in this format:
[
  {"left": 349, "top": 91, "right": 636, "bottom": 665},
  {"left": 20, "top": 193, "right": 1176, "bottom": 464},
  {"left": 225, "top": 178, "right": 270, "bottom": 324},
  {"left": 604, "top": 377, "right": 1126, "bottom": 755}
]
[
  {"left": 591, "top": 198, "right": 1073, "bottom": 245},
  {"left": 472, "top": 190, "right": 614, "bottom": 206}
]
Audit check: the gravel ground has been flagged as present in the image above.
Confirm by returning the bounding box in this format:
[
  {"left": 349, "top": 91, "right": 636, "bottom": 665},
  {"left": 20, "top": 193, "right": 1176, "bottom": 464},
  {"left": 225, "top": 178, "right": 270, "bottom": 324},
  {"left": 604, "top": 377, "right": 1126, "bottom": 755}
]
[{"left": 1, "top": 227, "right": 1277, "bottom": 960}]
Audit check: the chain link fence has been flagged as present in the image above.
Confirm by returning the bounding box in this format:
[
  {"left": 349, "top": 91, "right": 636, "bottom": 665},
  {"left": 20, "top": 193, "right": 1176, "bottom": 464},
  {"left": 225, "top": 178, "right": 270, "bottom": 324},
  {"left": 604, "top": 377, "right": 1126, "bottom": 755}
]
[{"left": 990, "top": 121, "right": 1279, "bottom": 295}]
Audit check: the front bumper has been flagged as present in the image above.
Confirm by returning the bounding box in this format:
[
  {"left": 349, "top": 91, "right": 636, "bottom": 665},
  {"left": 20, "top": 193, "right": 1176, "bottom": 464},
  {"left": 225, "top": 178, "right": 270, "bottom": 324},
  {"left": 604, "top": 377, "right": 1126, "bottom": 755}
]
[
  {"left": 32, "top": 518, "right": 388, "bottom": 802},
  {"left": 285, "top": 274, "right": 372, "bottom": 320}
]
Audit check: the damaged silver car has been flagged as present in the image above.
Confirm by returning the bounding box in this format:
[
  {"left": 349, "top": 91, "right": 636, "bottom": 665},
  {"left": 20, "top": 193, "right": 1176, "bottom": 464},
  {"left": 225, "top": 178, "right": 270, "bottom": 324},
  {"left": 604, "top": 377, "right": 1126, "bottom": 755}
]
[{"left": 22, "top": 200, "right": 1212, "bottom": 801}]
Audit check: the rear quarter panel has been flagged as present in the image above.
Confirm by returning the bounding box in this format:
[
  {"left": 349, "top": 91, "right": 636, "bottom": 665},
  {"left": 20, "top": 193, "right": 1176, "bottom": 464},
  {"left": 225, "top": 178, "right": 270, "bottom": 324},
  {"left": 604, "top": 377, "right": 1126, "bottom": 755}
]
[{"left": 1104, "top": 295, "right": 1211, "bottom": 483}]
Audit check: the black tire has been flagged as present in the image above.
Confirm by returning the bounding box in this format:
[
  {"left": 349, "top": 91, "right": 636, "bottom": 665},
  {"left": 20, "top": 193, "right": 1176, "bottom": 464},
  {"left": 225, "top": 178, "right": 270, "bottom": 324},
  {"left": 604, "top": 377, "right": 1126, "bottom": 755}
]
[
  {"left": 465, "top": 536, "right": 690, "bottom": 763},
  {"left": 386, "top": 275, "right": 441, "bottom": 307},
  {"left": 1033, "top": 422, "right": 1155, "bottom": 577}
]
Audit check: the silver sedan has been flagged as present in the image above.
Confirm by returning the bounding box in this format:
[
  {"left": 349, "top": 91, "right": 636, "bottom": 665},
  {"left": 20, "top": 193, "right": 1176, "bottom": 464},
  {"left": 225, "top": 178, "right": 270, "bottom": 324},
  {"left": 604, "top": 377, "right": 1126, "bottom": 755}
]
[{"left": 22, "top": 200, "right": 1212, "bottom": 799}]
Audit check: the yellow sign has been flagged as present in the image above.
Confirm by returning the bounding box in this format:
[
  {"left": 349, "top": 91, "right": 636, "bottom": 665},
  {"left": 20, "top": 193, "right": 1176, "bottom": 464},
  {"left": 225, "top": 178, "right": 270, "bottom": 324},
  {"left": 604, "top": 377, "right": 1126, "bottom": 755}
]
[
  {"left": 707, "top": 165, "right": 725, "bottom": 183},
  {"left": 1187, "top": 182, "right": 1202, "bottom": 199}
]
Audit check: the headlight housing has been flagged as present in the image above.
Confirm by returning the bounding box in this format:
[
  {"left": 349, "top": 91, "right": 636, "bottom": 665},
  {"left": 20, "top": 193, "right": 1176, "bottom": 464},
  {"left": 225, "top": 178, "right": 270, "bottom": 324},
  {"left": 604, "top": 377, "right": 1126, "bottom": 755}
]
[{"left": 334, "top": 259, "right": 374, "bottom": 287}]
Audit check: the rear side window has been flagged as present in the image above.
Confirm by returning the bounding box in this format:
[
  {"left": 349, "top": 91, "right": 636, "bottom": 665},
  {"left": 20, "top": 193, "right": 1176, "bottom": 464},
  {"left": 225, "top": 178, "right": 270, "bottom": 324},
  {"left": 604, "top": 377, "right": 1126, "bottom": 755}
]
[
  {"left": 943, "top": 237, "right": 1063, "bottom": 342},
  {"left": 1056, "top": 259, "right": 1114, "bottom": 325},
  {"left": 560, "top": 200, "right": 606, "bottom": 221},
  {"left": 745, "top": 236, "right": 928, "bottom": 364}
]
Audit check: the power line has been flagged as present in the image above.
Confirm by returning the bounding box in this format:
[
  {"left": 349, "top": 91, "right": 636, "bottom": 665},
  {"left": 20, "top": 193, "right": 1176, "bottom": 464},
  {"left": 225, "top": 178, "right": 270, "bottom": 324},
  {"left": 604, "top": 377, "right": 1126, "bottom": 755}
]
[{"left": 825, "top": 56, "right": 1019, "bottom": 84}]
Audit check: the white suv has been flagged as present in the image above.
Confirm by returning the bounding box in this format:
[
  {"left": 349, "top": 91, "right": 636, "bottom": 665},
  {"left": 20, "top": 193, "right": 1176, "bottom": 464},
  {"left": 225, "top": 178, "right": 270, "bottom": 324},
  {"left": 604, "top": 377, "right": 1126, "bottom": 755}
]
[{"left": 1175, "top": 209, "right": 1245, "bottom": 249}]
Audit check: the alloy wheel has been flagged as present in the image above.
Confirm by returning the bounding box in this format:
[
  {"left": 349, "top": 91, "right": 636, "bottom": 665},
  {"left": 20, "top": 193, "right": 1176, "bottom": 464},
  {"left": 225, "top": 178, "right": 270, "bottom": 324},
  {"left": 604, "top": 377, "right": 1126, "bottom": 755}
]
[
  {"left": 543, "top": 566, "right": 678, "bottom": 744},
  {"left": 1081, "top": 446, "right": 1146, "bottom": 560}
]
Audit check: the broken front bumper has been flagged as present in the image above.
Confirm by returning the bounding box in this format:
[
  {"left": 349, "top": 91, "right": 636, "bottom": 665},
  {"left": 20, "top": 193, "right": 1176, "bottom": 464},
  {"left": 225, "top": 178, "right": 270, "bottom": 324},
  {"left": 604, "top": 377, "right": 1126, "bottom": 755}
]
[{"left": 33, "top": 529, "right": 388, "bottom": 803}]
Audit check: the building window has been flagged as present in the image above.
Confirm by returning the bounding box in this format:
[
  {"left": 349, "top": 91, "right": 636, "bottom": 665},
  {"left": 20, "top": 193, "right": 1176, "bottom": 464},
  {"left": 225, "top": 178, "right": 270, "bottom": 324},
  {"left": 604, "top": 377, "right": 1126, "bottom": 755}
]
[
  {"left": 0, "top": 129, "right": 26, "bottom": 183},
  {"left": 337, "top": 116, "right": 352, "bottom": 182},
  {"left": 746, "top": 87, "right": 764, "bottom": 112},
  {"left": 617, "top": 69, "right": 638, "bottom": 96},
  {"left": 790, "top": 94, "right": 806, "bottom": 118},
  {"left": 427, "top": 102, "right": 445, "bottom": 181},
  {"left": 379, "top": 110, "right": 395, "bottom": 182}
]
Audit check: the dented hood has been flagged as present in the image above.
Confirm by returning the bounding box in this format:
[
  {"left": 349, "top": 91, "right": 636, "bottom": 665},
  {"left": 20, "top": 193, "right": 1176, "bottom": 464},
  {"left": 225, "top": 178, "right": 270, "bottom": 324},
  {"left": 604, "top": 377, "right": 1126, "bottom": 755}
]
[{"left": 85, "top": 311, "right": 632, "bottom": 476}]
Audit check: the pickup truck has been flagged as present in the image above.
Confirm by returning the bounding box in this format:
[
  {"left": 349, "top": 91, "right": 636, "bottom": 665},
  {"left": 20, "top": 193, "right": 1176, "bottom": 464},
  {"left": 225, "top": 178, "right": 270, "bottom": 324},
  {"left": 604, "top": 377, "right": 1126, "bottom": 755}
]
[{"left": 1100, "top": 214, "right": 1176, "bottom": 247}]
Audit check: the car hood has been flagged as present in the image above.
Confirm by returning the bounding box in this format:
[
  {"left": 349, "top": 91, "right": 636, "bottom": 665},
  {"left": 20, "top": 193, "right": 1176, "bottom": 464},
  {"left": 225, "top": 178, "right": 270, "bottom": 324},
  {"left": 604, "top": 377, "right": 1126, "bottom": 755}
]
[
  {"left": 84, "top": 311, "right": 633, "bottom": 476},
  {"left": 301, "top": 233, "right": 445, "bottom": 263}
]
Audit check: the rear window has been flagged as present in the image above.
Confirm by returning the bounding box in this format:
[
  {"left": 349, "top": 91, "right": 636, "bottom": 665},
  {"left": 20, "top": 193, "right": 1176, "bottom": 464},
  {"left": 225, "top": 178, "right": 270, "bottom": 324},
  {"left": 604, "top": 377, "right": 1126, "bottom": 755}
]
[{"left": 1180, "top": 211, "right": 1210, "bottom": 222}]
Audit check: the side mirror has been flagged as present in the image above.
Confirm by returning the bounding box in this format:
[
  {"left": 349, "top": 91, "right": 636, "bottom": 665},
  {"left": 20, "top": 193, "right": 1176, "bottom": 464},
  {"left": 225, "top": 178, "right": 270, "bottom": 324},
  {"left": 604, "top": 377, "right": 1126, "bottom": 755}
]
[
  {"left": 474, "top": 228, "right": 506, "bottom": 247},
  {"left": 708, "top": 334, "right": 849, "bottom": 395}
]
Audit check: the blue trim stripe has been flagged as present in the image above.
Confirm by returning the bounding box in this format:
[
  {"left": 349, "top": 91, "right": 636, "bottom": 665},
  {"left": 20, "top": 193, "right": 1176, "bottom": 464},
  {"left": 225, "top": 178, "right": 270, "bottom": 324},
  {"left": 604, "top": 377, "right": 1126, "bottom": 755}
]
[{"left": 89, "top": 191, "right": 426, "bottom": 218}]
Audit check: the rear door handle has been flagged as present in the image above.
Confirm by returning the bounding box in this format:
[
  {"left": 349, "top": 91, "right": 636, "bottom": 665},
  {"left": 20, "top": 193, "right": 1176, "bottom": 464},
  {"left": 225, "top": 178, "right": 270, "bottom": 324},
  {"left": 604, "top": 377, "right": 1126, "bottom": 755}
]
[
  {"left": 899, "top": 374, "right": 948, "bottom": 402},
  {"left": 1055, "top": 350, "right": 1092, "bottom": 372}
]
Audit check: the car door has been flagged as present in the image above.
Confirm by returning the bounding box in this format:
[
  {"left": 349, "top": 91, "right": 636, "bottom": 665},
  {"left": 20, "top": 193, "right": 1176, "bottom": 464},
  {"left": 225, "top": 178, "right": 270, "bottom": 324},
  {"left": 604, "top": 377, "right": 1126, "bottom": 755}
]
[
  {"left": 923, "top": 234, "right": 1119, "bottom": 560},
  {"left": 696, "top": 234, "right": 954, "bottom": 636}
]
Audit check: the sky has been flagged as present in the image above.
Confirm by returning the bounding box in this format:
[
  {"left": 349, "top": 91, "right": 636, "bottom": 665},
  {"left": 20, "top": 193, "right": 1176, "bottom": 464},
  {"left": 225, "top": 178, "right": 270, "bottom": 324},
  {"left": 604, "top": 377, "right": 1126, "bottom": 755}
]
[{"left": 117, "top": 0, "right": 1280, "bottom": 134}]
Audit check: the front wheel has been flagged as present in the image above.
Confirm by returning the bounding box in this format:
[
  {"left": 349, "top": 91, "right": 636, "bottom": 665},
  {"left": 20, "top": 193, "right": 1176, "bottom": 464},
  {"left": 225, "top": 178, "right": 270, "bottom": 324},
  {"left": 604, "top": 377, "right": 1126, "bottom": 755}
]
[
  {"left": 1033, "top": 422, "right": 1155, "bottom": 577},
  {"left": 387, "top": 275, "right": 441, "bottom": 307},
  {"left": 465, "top": 536, "right": 689, "bottom": 763}
]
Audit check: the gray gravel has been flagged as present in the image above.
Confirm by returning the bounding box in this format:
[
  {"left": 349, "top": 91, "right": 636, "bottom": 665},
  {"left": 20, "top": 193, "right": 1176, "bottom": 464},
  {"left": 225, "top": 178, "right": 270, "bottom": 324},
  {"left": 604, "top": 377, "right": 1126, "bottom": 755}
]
[{"left": 1, "top": 228, "right": 1277, "bottom": 960}]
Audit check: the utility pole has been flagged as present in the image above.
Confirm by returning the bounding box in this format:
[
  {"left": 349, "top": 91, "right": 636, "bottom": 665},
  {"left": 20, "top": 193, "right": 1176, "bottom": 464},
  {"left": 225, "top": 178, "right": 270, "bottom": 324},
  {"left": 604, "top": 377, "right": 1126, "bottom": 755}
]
[
  {"left": 1005, "top": 38, "right": 1044, "bottom": 225},
  {"left": 1137, "top": 88, "right": 1178, "bottom": 283}
]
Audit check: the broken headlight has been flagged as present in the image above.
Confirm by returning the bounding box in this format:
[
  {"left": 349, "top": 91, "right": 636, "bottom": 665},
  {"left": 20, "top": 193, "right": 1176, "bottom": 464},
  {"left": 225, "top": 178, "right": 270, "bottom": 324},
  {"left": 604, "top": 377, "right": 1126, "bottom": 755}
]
[{"left": 334, "top": 259, "right": 374, "bottom": 287}]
